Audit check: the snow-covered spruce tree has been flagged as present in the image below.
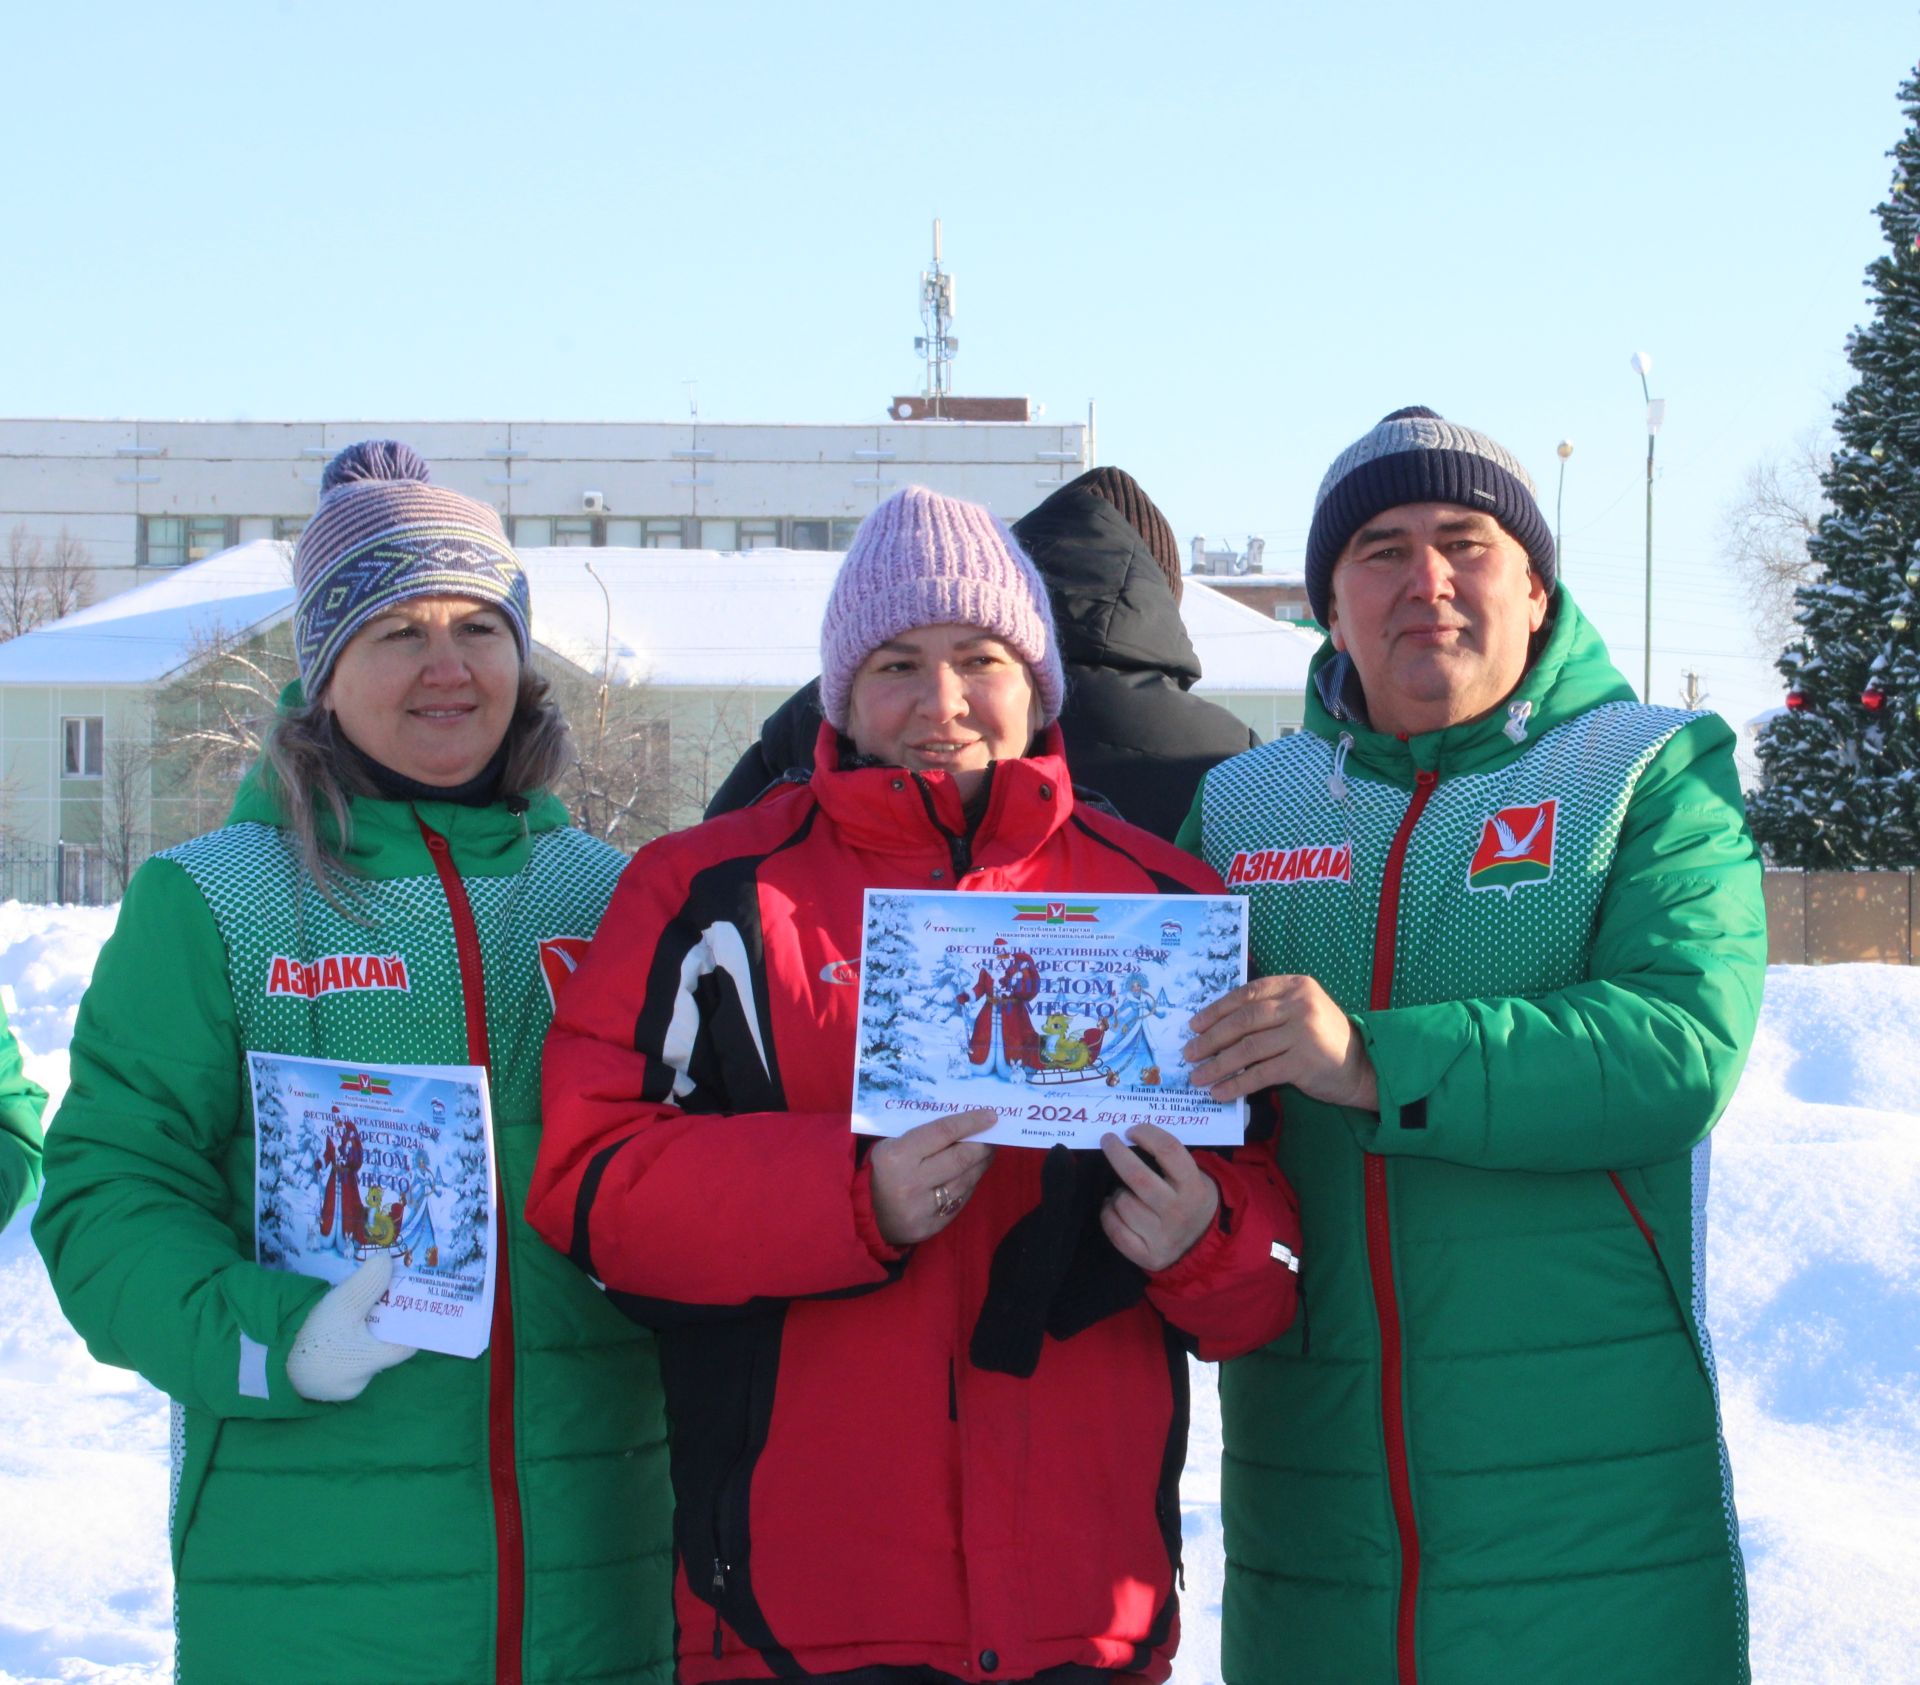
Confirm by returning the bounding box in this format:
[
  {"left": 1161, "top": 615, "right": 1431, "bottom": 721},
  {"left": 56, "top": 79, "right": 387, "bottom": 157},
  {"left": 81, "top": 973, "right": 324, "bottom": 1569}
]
[
  {"left": 1190, "top": 900, "right": 1246, "bottom": 1014},
  {"left": 252, "top": 1074, "right": 299, "bottom": 1267},
  {"left": 444, "top": 1090, "right": 490, "bottom": 1273},
  {"left": 1752, "top": 65, "right": 1920, "bottom": 866},
  {"left": 858, "top": 894, "right": 922, "bottom": 1091}
]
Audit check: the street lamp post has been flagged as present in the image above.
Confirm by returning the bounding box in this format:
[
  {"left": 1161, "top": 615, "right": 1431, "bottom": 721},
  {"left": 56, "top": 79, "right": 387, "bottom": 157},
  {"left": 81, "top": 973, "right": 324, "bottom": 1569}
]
[
  {"left": 1630, "top": 351, "right": 1667, "bottom": 702},
  {"left": 1554, "top": 439, "right": 1573, "bottom": 563}
]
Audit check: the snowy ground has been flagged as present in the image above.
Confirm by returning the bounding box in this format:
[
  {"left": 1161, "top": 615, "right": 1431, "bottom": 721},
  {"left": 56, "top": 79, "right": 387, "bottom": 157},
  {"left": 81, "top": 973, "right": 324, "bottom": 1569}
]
[{"left": 1, "top": 899, "right": 1915, "bottom": 1684}]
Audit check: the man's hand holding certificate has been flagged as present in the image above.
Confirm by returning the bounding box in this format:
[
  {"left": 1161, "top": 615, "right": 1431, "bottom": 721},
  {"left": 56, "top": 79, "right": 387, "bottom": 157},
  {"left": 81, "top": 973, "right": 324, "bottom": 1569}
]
[{"left": 850, "top": 889, "right": 1250, "bottom": 1149}]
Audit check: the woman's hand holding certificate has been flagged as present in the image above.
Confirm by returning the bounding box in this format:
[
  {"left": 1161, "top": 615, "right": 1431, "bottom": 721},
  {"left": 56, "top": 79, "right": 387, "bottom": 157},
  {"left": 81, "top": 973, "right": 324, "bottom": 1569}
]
[
  {"left": 1097, "top": 1121, "right": 1221, "bottom": 1271},
  {"left": 869, "top": 1107, "right": 998, "bottom": 1245}
]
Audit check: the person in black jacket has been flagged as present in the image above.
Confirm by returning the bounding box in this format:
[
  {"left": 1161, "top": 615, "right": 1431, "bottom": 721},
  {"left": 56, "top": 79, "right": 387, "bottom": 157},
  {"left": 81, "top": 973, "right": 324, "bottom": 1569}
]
[{"left": 703, "top": 467, "right": 1257, "bottom": 840}]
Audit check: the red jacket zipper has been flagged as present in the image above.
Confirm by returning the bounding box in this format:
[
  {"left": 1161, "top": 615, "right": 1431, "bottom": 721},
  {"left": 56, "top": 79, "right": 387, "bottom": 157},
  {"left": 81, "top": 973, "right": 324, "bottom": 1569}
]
[
  {"left": 420, "top": 820, "right": 525, "bottom": 1685},
  {"left": 1364, "top": 767, "right": 1437, "bottom": 1685}
]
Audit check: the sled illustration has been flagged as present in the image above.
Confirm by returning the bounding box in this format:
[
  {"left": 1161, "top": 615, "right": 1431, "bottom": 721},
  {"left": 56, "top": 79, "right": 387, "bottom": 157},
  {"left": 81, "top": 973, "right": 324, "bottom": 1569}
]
[
  {"left": 1026, "top": 1013, "right": 1120, "bottom": 1085},
  {"left": 1026, "top": 1059, "right": 1121, "bottom": 1087}
]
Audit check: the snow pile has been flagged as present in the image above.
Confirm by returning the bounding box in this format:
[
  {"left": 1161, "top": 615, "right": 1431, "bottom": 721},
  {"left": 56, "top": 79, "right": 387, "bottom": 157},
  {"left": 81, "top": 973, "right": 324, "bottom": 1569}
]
[
  {"left": 0, "top": 907, "right": 1914, "bottom": 1684},
  {"left": 1698, "top": 966, "right": 1920, "bottom": 1682},
  {"left": 0, "top": 902, "right": 171, "bottom": 1685}
]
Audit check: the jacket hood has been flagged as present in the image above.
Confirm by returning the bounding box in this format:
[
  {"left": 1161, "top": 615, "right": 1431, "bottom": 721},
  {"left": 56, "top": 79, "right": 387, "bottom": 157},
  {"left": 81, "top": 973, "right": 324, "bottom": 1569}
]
[
  {"left": 1012, "top": 489, "right": 1203, "bottom": 687},
  {"left": 1302, "top": 587, "right": 1638, "bottom": 778},
  {"left": 225, "top": 679, "right": 573, "bottom": 873}
]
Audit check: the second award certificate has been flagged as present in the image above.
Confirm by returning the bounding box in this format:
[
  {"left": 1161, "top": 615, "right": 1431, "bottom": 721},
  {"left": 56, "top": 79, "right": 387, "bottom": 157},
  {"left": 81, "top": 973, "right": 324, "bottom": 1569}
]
[{"left": 850, "top": 888, "right": 1249, "bottom": 1148}]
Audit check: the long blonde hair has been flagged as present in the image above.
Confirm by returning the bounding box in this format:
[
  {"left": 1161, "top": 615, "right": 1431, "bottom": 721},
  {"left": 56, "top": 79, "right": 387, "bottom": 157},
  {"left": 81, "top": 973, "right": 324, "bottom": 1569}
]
[{"left": 263, "top": 666, "right": 574, "bottom": 903}]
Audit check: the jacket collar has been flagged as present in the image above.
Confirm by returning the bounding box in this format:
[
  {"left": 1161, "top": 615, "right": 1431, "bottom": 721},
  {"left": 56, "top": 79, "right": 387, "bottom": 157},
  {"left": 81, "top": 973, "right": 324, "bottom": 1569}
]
[
  {"left": 807, "top": 722, "right": 1077, "bottom": 865},
  {"left": 225, "top": 680, "right": 570, "bottom": 879},
  {"left": 1302, "top": 587, "right": 1638, "bottom": 779}
]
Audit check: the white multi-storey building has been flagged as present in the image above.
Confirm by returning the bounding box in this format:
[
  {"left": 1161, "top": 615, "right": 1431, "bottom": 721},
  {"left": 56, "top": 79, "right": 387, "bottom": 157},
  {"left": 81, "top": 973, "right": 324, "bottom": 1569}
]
[{"left": 0, "top": 414, "right": 1091, "bottom": 604}]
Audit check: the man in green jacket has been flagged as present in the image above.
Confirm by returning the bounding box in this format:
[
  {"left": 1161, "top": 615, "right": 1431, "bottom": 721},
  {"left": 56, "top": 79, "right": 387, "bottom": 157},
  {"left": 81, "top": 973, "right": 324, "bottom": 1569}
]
[
  {"left": 1180, "top": 407, "right": 1764, "bottom": 1685},
  {"left": 0, "top": 994, "right": 48, "bottom": 1230}
]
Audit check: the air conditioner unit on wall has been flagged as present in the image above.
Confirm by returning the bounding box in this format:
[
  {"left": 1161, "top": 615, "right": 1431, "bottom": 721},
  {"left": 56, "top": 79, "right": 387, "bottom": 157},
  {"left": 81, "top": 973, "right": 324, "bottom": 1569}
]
[{"left": 582, "top": 490, "right": 606, "bottom": 513}]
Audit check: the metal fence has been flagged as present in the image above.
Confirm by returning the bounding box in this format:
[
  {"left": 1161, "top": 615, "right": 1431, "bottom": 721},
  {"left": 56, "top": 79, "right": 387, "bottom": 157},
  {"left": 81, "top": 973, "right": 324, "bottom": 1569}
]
[{"left": 0, "top": 840, "right": 129, "bottom": 906}]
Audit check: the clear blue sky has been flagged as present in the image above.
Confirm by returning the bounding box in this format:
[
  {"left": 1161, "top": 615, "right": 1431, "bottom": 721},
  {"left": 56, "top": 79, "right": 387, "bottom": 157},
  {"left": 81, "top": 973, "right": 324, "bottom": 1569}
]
[{"left": 4, "top": 0, "right": 1914, "bottom": 751}]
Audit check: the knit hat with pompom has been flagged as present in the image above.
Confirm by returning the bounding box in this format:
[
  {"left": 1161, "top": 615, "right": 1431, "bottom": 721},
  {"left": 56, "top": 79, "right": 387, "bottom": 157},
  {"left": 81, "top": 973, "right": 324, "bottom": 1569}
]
[
  {"left": 292, "top": 440, "right": 530, "bottom": 695},
  {"left": 818, "top": 485, "right": 1066, "bottom": 731}
]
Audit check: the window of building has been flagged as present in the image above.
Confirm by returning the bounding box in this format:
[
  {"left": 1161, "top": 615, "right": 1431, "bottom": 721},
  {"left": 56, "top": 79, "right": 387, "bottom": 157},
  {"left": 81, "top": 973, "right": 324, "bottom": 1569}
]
[
  {"left": 274, "top": 517, "right": 308, "bottom": 543},
  {"left": 140, "top": 515, "right": 233, "bottom": 568},
  {"left": 507, "top": 515, "right": 857, "bottom": 552},
  {"left": 62, "top": 716, "right": 104, "bottom": 779}
]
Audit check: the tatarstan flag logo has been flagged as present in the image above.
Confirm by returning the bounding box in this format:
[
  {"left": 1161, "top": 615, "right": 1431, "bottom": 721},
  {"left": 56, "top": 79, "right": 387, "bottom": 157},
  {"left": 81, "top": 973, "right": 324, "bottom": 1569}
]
[
  {"left": 1467, "top": 800, "right": 1557, "bottom": 896},
  {"left": 339, "top": 1072, "right": 393, "bottom": 1097},
  {"left": 1012, "top": 901, "right": 1098, "bottom": 923}
]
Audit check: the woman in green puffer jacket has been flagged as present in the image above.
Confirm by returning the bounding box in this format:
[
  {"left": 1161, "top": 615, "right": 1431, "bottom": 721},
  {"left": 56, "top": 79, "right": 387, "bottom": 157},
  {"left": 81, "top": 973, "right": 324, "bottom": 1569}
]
[{"left": 33, "top": 442, "right": 673, "bottom": 1685}]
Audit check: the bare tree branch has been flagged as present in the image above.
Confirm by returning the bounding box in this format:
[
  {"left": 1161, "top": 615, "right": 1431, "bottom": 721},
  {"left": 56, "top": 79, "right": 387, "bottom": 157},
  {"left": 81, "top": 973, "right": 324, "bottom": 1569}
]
[
  {"left": 42, "top": 527, "right": 95, "bottom": 621},
  {"left": 153, "top": 620, "right": 300, "bottom": 839},
  {"left": 1, "top": 526, "right": 46, "bottom": 641},
  {"left": 0, "top": 524, "right": 94, "bottom": 640},
  {"left": 98, "top": 730, "right": 152, "bottom": 897},
  {"left": 1720, "top": 428, "right": 1832, "bottom": 653}
]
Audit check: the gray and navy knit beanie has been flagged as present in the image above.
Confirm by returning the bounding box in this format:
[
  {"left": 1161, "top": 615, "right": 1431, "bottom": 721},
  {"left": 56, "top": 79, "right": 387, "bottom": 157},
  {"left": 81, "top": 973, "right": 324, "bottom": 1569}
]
[
  {"left": 292, "top": 440, "right": 531, "bottom": 695},
  {"left": 818, "top": 485, "right": 1067, "bottom": 731},
  {"left": 1303, "top": 406, "right": 1556, "bottom": 625}
]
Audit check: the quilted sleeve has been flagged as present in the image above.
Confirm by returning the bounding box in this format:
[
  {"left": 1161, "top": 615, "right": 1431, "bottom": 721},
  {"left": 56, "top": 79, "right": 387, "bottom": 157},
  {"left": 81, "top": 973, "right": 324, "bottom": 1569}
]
[
  {"left": 32, "top": 859, "right": 330, "bottom": 1417},
  {"left": 528, "top": 826, "right": 902, "bottom": 1317},
  {"left": 1145, "top": 1122, "right": 1301, "bottom": 1360},
  {"left": 0, "top": 998, "right": 47, "bottom": 1230},
  {"left": 1350, "top": 714, "right": 1766, "bottom": 1172}
]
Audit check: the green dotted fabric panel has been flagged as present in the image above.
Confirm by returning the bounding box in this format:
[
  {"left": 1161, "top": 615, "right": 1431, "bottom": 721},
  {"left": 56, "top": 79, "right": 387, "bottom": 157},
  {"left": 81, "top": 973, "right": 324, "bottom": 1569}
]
[
  {"left": 1199, "top": 702, "right": 1691, "bottom": 1010},
  {"left": 164, "top": 822, "right": 625, "bottom": 1122}
]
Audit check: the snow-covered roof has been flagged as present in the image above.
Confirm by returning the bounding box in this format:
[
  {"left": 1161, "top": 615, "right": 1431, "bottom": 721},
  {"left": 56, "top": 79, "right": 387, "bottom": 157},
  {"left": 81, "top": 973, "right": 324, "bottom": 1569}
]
[
  {"left": 0, "top": 539, "right": 295, "bottom": 686},
  {"left": 527, "top": 551, "right": 1318, "bottom": 693},
  {"left": 1176, "top": 579, "right": 1319, "bottom": 690},
  {"left": 0, "top": 541, "right": 1316, "bottom": 694}
]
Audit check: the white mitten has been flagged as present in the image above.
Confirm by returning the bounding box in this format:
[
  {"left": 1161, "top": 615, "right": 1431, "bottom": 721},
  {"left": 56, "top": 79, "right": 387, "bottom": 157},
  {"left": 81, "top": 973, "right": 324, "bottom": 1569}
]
[{"left": 286, "top": 1251, "right": 420, "bottom": 1402}]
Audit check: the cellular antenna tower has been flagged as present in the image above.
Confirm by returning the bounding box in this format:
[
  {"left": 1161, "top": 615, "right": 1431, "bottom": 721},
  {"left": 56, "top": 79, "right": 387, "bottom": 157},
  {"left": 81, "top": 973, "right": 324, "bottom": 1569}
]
[{"left": 916, "top": 218, "right": 957, "bottom": 416}]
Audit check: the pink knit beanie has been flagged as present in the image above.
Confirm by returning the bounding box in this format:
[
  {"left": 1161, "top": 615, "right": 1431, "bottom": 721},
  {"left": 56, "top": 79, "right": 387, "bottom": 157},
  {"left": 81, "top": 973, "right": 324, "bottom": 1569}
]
[{"left": 818, "top": 485, "right": 1067, "bottom": 730}]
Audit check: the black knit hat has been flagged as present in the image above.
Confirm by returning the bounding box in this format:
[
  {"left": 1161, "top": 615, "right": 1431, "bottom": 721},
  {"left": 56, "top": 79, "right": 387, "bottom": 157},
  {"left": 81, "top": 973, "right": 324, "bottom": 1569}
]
[
  {"left": 1303, "top": 406, "right": 1556, "bottom": 625},
  {"left": 1052, "top": 466, "right": 1184, "bottom": 602}
]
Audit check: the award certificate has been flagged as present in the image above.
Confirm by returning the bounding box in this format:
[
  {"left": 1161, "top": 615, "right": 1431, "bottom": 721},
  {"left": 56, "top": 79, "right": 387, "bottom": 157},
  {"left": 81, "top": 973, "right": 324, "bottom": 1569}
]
[
  {"left": 248, "top": 1051, "right": 498, "bottom": 1359},
  {"left": 851, "top": 888, "right": 1249, "bottom": 1148}
]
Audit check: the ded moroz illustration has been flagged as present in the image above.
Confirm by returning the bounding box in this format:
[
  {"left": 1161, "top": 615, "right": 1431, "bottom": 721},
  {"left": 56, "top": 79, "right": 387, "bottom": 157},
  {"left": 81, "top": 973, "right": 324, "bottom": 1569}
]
[
  {"left": 853, "top": 888, "right": 1248, "bottom": 1147},
  {"left": 248, "top": 1052, "right": 499, "bottom": 1357}
]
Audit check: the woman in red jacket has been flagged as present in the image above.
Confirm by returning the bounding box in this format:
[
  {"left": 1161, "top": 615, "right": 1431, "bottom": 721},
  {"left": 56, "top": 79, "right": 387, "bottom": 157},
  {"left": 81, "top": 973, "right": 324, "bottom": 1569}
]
[{"left": 528, "top": 485, "right": 1299, "bottom": 1685}]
